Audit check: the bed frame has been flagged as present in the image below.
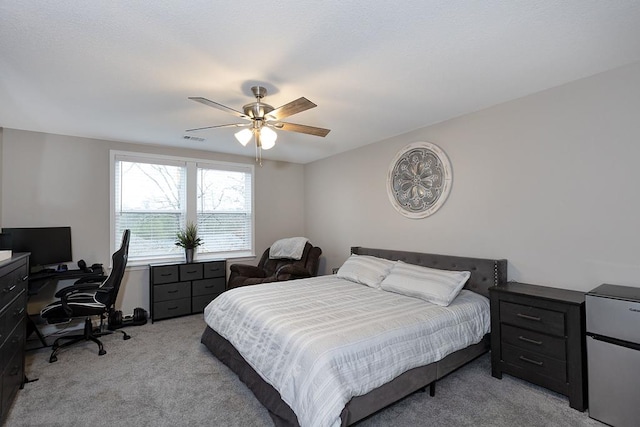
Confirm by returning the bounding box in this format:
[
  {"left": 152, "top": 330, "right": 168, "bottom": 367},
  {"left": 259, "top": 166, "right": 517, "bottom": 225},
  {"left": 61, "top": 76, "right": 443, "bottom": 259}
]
[{"left": 201, "top": 247, "right": 507, "bottom": 426}]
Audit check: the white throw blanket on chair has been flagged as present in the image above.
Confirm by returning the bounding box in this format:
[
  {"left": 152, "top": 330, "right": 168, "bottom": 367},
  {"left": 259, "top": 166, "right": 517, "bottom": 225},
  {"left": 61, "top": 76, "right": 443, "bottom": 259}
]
[{"left": 269, "top": 237, "right": 308, "bottom": 260}]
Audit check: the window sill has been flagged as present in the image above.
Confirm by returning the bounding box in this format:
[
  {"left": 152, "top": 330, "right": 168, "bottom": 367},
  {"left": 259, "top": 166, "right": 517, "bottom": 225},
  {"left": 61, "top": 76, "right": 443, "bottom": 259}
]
[{"left": 126, "top": 251, "right": 256, "bottom": 268}]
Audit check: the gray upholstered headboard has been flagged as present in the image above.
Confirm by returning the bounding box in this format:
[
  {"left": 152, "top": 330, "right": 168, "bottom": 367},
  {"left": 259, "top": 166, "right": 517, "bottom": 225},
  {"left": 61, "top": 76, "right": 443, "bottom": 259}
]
[{"left": 351, "top": 246, "right": 507, "bottom": 298}]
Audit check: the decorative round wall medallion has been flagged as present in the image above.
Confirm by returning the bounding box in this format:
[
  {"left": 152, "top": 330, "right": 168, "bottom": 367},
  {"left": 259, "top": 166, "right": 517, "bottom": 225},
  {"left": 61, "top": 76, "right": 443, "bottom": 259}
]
[{"left": 387, "top": 141, "right": 453, "bottom": 219}]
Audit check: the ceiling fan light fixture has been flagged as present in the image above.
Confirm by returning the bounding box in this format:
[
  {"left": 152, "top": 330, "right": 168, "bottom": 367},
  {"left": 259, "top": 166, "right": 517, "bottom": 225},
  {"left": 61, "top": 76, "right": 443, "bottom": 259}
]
[
  {"left": 234, "top": 128, "right": 253, "bottom": 146},
  {"left": 260, "top": 127, "right": 277, "bottom": 150},
  {"left": 188, "top": 85, "right": 330, "bottom": 163}
]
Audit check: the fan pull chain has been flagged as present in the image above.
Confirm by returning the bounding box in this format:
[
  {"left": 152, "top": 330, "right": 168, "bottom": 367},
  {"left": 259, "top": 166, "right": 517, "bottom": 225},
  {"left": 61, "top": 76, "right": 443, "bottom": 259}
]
[{"left": 254, "top": 132, "right": 263, "bottom": 166}]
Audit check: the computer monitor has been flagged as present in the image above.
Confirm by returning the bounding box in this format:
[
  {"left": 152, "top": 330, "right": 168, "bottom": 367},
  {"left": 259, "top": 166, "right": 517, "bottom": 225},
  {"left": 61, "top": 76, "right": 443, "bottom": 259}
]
[{"left": 1, "top": 226, "right": 73, "bottom": 271}]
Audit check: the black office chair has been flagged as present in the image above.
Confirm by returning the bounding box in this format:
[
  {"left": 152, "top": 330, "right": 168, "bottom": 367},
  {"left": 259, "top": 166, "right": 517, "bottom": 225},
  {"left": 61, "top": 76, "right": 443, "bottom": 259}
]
[{"left": 40, "top": 229, "right": 131, "bottom": 362}]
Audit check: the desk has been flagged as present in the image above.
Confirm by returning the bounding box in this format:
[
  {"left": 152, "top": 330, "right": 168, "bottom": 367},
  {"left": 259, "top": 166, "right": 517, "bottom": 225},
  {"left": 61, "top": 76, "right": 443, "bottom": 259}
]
[
  {"left": 26, "top": 268, "right": 105, "bottom": 348},
  {"left": 28, "top": 268, "right": 104, "bottom": 296}
]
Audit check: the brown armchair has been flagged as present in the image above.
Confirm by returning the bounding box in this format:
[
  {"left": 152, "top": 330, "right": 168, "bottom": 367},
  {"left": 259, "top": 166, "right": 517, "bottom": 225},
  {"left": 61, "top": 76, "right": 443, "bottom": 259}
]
[{"left": 228, "top": 242, "right": 322, "bottom": 288}]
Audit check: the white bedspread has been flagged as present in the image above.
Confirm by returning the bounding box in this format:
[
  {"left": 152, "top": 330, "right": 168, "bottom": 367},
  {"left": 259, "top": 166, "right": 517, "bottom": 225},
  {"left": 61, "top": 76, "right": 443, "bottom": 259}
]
[{"left": 204, "top": 275, "right": 490, "bottom": 427}]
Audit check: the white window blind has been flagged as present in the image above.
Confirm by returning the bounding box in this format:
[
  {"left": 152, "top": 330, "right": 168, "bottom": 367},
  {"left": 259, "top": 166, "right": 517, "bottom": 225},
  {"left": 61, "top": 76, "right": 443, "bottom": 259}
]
[
  {"left": 196, "top": 165, "right": 252, "bottom": 255},
  {"left": 112, "top": 152, "right": 254, "bottom": 263}
]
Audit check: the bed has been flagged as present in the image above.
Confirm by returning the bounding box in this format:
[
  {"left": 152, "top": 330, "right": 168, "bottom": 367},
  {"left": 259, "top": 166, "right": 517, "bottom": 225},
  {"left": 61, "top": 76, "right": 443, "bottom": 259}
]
[{"left": 201, "top": 246, "right": 507, "bottom": 426}]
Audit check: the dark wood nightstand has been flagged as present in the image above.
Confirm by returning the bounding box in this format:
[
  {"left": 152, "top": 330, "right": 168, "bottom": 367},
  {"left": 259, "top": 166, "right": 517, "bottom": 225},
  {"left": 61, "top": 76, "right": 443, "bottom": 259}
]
[{"left": 489, "top": 281, "right": 587, "bottom": 411}]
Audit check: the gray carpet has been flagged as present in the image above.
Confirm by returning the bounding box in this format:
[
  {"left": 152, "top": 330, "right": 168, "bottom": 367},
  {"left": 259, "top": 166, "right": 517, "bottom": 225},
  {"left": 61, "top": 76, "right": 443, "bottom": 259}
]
[{"left": 6, "top": 314, "right": 603, "bottom": 426}]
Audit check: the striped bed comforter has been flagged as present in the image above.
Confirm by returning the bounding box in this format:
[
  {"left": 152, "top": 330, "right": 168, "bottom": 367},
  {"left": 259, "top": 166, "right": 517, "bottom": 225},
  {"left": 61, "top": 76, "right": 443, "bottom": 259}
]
[{"left": 203, "top": 275, "right": 490, "bottom": 427}]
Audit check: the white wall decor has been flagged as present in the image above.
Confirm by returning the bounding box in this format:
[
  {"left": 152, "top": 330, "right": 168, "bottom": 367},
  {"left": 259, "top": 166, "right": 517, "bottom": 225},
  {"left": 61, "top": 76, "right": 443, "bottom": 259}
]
[{"left": 387, "top": 142, "right": 453, "bottom": 219}]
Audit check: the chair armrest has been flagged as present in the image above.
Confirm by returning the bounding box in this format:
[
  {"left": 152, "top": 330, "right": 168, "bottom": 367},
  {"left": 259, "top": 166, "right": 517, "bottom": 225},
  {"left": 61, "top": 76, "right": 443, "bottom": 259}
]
[
  {"left": 275, "top": 264, "right": 311, "bottom": 281},
  {"left": 54, "top": 283, "right": 102, "bottom": 298},
  {"left": 230, "top": 264, "right": 266, "bottom": 278}
]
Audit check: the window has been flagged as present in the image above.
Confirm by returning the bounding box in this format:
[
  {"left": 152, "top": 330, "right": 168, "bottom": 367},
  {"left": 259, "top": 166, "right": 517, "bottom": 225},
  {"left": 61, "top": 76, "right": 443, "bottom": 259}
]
[{"left": 111, "top": 151, "right": 254, "bottom": 264}]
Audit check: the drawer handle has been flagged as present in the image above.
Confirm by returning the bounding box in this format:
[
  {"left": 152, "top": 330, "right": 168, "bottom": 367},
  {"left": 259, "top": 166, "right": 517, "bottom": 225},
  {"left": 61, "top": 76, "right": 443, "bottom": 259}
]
[
  {"left": 14, "top": 307, "right": 25, "bottom": 317},
  {"left": 3, "top": 284, "right": 17, "bottom": 293},
  {"left": 519, "top": 355, "right": 544, "bottom": 366},
  {"left": 167, "top": 290, "right": 178, "bottom": 294},
  {"left": 22, "top": 275, "right": 29, "bottom": 282},
  {"left": 186, "top": 270, "right": 198, "bottom": 274},
  {"left": 516, "top": 313, "right": 541, "bottom": 322},
  {"left": 518, "top": 336, "right": 543, "bottom": 346},
  {"left": 204, "top": 285, "right": 214, "bottom": 289},
  {"left": 168, "top": 306, "right": 178, "bottom": 310},
  {"left": 160, "top": 273, "right": 173, "bottom": 277}
]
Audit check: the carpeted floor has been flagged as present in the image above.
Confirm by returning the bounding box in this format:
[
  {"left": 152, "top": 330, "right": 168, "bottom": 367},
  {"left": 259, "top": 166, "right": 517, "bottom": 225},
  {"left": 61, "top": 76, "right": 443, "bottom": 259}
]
[{"left": 6, "top": 314, "right": 603, "bottom": 426}]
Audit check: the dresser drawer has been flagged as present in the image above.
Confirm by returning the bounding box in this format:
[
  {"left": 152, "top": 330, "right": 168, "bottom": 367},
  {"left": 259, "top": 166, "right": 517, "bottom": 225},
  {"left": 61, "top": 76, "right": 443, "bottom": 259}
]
[
  {"left": 192, "top": 278, "right": 225, "bottom": 297},
  {"left": 153, "top": 298, "right": 191, "bottom": 320},
  {"left": 192, "top": 294, "right": 218, "bottom": 313},
  {"left": 152, "top": 265, "right": 179, "bottom": 284},
  {"left": 1, "top": 348, "right": 24, "bottom": 416},
  {"left": 180, "top": 264, "right": 203, "bottom": 281},
  {"left": 203, "top": 261, "right": 225, "bottom": 278},
  {"left": 0, "top": 264, "right": 27, "bottom": 309},
  {"left": 153, "top": 282, "right": 191, "bottom": 302},
  {"left": 503, "top": 343, "right": 566, "bottom": 382},
  {"left": 0, "top": 290, "right": 26, "bottom": 345},
  {"left": 501, "top": 324, "right": 566, "bottom": 360},
  {"left": 1, "top": 318, "right": 25, "bottom": 369},
  {"left": 500, "top": 301, "right": 565, "bottom": 336}
]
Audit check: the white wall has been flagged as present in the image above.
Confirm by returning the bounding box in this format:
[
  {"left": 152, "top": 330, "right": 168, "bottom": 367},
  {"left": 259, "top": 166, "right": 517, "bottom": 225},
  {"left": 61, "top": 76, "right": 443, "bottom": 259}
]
[
  {"left": 1, "top": 129, "right": 305, "bottom": 313},
  {"left": 0, "top": 127, "right": 3, "bottom": 225},
  {"left": 305, "top": 62, "right": 640, "bottom": 292}
]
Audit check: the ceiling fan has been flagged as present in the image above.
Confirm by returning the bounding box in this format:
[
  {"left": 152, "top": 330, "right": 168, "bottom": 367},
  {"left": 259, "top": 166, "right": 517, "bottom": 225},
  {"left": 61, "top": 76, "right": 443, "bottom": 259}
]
[{"left": 186, "top": 86, "right": 330, "bottom": 163}]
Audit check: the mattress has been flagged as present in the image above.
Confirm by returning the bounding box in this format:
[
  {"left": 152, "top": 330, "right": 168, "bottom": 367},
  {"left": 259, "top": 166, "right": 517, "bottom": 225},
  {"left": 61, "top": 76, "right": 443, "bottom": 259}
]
[{"left": 204, "top": 275, "right": 491, "bottom": 427}]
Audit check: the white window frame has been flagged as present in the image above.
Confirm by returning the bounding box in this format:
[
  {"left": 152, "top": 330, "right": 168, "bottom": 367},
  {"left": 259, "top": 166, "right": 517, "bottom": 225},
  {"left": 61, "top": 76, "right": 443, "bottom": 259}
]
[{"left": 110, "top": 150, "right": 255, "bottom": 265}]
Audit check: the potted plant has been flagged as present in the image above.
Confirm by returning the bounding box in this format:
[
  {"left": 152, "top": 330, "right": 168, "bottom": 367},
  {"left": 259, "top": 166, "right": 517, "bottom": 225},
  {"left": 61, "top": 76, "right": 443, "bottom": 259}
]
[{"left": 175, "top": 221, "right": 202, "bottom": 263}]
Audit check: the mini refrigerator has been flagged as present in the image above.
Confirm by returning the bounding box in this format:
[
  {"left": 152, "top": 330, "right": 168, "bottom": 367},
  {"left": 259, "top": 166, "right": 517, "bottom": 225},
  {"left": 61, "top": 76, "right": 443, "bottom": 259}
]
[{"left": 586, "top": 284, "right": 640, "bottom": 427}]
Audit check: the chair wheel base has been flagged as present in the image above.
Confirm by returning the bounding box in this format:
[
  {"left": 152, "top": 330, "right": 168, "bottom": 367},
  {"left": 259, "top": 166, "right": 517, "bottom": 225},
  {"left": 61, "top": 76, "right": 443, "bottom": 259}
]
[
  {"left": 123, "top": 334, "right": 131, "bottom": 340},
  {"left": 49, "top": 355, "right": 58, "bottom": 363},
  {"left": 99, "top": 349, "right": 106, "bottom": 356}
]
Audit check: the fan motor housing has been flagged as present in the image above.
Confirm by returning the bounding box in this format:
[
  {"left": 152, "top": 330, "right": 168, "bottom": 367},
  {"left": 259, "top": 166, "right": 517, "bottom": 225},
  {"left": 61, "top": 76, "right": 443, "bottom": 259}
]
[{"left": 243, "top": 102, "right": 274, "bottom": 119}]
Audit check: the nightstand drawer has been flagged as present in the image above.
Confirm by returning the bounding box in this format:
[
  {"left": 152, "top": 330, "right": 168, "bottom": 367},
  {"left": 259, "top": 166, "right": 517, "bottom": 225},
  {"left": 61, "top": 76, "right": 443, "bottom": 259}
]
[
  {"left": 180, "top": 264, "right": 203, "bottom": 281},
  {"left": 501, "top": 324, "right": 566, "bottom": 360},
  {"left": 152, "top": 266, "right": 179, "bottom": 284},
  {"left": 153, "top": 282, "right": 191, "bottom": 302},
  {"left": 503, "top": 343, "right": 567, "bottom": 382},
  {"left": 500, "top": 301, "right": 565, "bottom": 336},
  {"left": 192, "top": 278, "right": 225, "bottom": 297},
  {"left": 153, "top": 298, "right": 191, "bottom": 320}
]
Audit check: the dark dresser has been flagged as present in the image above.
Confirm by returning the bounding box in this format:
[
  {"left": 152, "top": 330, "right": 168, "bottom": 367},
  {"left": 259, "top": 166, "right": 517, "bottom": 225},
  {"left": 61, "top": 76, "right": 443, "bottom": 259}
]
[
  {"left": 489, "top": 281, "right": 587, "bottom": 411},
  {"left": 0, "top": 253, "right": 29, "bottom": 425},
  {"left": 149, "top": 260, "right": 226, "bottom": 322}
]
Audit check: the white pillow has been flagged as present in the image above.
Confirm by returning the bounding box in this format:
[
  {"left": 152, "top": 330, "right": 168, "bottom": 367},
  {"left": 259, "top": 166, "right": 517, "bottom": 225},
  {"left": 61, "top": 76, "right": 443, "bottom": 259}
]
[
  {"left": 380, "top": 261, "right": 471, "bottom": 306},
  {"left": 336, "top": 254, "right": 394, "bottom": 288}
]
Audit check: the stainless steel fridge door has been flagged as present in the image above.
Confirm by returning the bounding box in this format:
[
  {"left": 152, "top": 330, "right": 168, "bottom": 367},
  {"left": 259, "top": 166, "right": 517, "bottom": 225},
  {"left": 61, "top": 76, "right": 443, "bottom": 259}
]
[
  {"left": 586, "top": 294, "right": 640, "bottom": 343},
  {"left": 587, "top": 336, "right": 640, "bottom": 427}
]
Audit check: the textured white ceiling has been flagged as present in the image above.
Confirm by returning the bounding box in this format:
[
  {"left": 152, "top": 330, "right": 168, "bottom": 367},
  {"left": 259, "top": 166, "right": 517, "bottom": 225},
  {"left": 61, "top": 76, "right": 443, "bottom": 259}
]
[{"left": 2, "top": 1, "right": 640, "bottom": 164}]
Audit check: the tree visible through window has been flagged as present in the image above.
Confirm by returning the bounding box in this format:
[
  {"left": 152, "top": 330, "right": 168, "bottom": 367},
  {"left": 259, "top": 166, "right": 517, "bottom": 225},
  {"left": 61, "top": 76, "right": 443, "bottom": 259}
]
[{"left": 112, "top": 152, "right": 254, "bottom": 263}]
